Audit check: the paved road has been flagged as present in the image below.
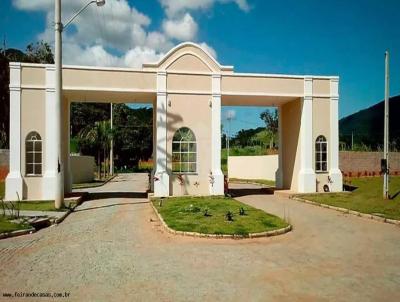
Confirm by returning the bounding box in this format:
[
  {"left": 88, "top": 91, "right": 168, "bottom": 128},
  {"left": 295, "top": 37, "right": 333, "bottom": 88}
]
[{"left": 0, "top": 175, "right": 399, "bottom": 302}]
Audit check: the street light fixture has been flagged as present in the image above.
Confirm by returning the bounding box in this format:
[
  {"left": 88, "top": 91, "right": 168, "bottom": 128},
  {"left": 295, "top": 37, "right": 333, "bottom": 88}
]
[{"left": 54, "top": 0, "right": 106, "bottom": 209}]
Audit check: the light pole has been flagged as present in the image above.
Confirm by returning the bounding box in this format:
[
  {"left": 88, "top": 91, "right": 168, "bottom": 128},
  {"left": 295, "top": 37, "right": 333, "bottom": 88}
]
[
  {"left": 110, "top": 103, "right": 114, "bottom": 176},
  {"left": 383, "top": 51, "right": 390, "bottom": 199},
  {"left": 54, "top": 0, "right": 105, "bottom": 209}
]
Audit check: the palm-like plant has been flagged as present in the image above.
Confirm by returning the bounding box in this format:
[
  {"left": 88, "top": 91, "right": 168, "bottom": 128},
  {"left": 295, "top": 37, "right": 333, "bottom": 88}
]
[{"left": 78, "top": 120, "right": 113, "bottom": 179}]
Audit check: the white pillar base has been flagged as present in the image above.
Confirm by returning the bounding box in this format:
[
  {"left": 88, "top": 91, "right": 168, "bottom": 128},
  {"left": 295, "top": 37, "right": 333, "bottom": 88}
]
[
  {"left": 298, "top": 169, "right": 316, "bottom": 193},
  {"left": 209, "top": 170, "right": 224, "bottom": 195},
  {"left": 329, "top": 168, "right": 343, "bottom": 192},
  {"left": 275, "top": 168, "right": 283, "bottom": 189},
  {"left": 154, "top": 171, "right": 169, "bottom": 197},
  {"left": 42, "top": 171, "right": 58, "bottom": 200},
  {"left": 5, "top": 172, "right": 23, "bottom": 201}
]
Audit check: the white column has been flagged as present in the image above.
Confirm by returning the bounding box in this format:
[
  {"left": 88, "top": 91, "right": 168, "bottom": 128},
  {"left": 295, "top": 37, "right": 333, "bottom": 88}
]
[
  {"left": 329, "top": 78, "right": 343, "bottom": 192},
  {"left": 42, "top": 65, "right": 62, "bottom": 200},
  {"left": 150, "top": 99, "right": 156, "bottom": 192},
  {"left": 275, "top": 106, "right": 283, "bottom": 189},
  {"left": 210, "top": 74, "right": 224, "bottom": 195},
  {"left": 63, "top": 98, "right": 72, "bottom": 193},
  {"left": 154, "top": 71, "right": 169, "bottom": 197},
  {"left": 5, "top": 63, "right": 23, "bottom": 201},
  {"left": 298, "top": 77, "right": 316, "bottom": 193}
]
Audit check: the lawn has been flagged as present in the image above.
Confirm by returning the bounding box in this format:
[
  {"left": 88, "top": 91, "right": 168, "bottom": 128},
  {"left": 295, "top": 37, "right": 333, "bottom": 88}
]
[
  {"left": 229, "top": 178, "right": 276, "bottom": 187},
  {"left": 299, "top": 176, "right": 400, "bottom": 220},
  {"left": 153, "top": 196, "right": 288, "bottom": 236},
  {"left": 17, "top": 200, "right": 69, "bottom": 212},
  {"left": 0, "top": 216, "right": 30, "bottom": 233},
  {"left": 0, "top": 181, "right": 4, "bottom": 199}
]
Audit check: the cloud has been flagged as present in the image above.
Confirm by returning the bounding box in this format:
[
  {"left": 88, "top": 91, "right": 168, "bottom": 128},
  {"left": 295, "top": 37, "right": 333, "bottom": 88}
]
[
  {"left": 163, "top": 13, "right": 198, "bottom": 41},
  {"left": 13, "top": 0, "right": 251, "bottom": 67},
  {"left": 160, "top": 0, "right": 251, "bottom": 17}
]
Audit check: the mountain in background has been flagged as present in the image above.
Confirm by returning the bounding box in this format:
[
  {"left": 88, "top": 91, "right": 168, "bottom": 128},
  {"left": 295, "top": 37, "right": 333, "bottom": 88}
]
[{"left": 339, "top": 95, "right": 400, "bottom": 150}]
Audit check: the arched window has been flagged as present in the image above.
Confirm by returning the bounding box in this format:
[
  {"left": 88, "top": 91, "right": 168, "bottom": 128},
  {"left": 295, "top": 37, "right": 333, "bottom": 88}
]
[
  {"left": 26, "top": 131, "right": 42, "bottom": 176},
  {"left": 172, "top": 127, "right": 197, "bottom": 173},
  {"left": 315, "top": 135, "right": 327, "bottom": 172}
]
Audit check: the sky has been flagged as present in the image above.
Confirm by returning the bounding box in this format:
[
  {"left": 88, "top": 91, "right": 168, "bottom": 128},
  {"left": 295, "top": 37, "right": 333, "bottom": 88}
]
[{"left": 1, "top": 0, "right": 399, "bottom": 135}]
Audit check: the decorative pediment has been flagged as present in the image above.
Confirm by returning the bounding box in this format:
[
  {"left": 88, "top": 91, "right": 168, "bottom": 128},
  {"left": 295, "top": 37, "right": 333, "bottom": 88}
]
[{"left": 142, "top": 42, "right": 233, "bottom": 73}]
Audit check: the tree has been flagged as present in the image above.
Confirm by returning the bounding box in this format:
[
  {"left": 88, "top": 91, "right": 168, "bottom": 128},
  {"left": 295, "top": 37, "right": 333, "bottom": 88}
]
[
  {"left": 260, "top": 109, "right": 278, "bottom": 149},
  {"left": 25, "top": 41, "right": 54, "bottom": 64},
  {"left": 78, "top": 120, "right": 113, "bottom": 179}
]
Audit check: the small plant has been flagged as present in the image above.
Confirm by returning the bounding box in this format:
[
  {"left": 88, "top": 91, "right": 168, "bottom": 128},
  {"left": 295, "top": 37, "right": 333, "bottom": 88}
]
[
  {"left": 225, "top": 211, "right": 234, "bottom": 221},
  {"left": 203, "top": 207, "right": 212, "bottom": 217},
  {"left": 239, "top": 207, "right": 246, "bottom": 216},
  {"left": 184, "top": 204, "right": 201, "bottom": 213}
]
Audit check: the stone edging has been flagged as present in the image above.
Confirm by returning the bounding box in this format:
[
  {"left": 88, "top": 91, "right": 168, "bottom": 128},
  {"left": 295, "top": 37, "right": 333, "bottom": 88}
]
[
  {"left": 291, "top": 196, "right": 400, "bottom": 226},
  {"left": 0, "top": 228, "right": 36, "bottom": 240},
  {"left": 150, "top": 201, "right": 292, "bottom": 239}
]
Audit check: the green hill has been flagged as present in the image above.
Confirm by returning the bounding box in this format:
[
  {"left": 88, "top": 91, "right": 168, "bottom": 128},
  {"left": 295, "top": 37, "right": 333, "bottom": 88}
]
[{"left": 339, "top": 95, "right": 400, "bottom": 150}]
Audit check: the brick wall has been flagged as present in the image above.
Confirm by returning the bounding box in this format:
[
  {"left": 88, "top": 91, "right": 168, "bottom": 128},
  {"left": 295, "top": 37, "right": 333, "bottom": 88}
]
[{"left": 340, "top": 151, "right": 400, "bottom": 177}]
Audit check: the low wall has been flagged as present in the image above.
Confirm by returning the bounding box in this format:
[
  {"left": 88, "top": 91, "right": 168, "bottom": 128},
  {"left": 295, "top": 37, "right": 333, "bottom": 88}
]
[
  {"left": 228, "top": 155, "right": 278, "bottom": 180},
  {"left": 70, "top": 155, "right": 95, "bottom": 184},
  {"left": 340, "top": 151, "right": 400, "bottom": 177},
  {"left": 0, "top": 149, "right": 9, "bottom": 181}
]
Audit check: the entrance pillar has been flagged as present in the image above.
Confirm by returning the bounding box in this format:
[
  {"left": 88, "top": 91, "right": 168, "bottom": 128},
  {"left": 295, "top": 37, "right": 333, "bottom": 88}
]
[
  {"left": 154, "top": 71, "right": 169, "bottom": 197},
  {"left": 63, "top": 98, "right": 72, "bottom": 193},
  {"left": 329, "top": 78, "right": 343, "bottom": 192},
  {"left": 298, "top": 77, "right": 316, "bottom": 192},
  {"left": 42, "top": 65, "right": 63, "bottom": 200},
  {"left": 275, "top": 106, "right": 283, "bottom": 189},
  {"left": 210, "top": 74, "right": 224, "bottom": 195},
  {"left": 5, "top": 63, "right": 23, "bottom": 200}
]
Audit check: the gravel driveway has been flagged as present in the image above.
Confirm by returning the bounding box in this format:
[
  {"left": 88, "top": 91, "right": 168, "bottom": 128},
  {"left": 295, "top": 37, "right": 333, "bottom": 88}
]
[{"left": 0, "top": 175, "right": 399, "bottom": 302}]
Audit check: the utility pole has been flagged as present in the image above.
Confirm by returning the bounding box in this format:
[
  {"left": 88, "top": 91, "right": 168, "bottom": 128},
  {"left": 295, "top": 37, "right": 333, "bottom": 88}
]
[
  {"left": 54, "top": 0, "right": 64, "bottom": 209},
  {"left": 383, "top": 50, "right": 390, "bottom": 199},
  {"left": 110, "top": 103, "right": 114, "bottom": 176}
]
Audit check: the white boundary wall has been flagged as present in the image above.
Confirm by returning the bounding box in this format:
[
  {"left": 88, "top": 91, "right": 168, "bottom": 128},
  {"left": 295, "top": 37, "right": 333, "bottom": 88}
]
[
  {"left": 70, "top": 155, "right": 95, "bottom": 184},
  {"left": 228, "top": 155, "right": 278, "bottom": 180}
]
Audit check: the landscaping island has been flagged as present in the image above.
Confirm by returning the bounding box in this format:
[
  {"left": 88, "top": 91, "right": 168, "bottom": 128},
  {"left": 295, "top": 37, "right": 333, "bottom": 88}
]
[{"left": 152, "top": 196, "right": 289, "bottom": 237}]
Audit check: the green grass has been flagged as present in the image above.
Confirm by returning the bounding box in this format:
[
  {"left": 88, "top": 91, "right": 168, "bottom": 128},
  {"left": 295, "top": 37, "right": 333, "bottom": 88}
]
[
  {"left": 0, "top": 181, "right": 4, "bottom": 199},
  {"left": 17, "top": 200, "right": 68, "bottom": 212},
  {"left": 0, "top": 216, "right": 31, "bottom": 233},
  {"left": 70, "top": 138, "right": 79, "bottom": 154},
  {"left": 153, "top": 196, "right": 288, "bottom": 236},
  {"left": 229, "top": 178, "right": 276, "bottom": 187},
  {"left": 299, "top": 176, "right": 400, "bottom": 220}
]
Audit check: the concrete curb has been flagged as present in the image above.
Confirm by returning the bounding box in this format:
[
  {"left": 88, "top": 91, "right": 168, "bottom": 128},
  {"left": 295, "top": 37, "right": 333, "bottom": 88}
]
[
  {"left": 54, "top": 194, "right": 86, "bottom": 224},
  {"left": 291, "top": 196, "right": 400, "bottom": 227},
  {"left": 0, "top": 228, "right": 36, "bottom": 240},
  {"left": 150, "top": 201, "right": 292, "bottom": 239}
]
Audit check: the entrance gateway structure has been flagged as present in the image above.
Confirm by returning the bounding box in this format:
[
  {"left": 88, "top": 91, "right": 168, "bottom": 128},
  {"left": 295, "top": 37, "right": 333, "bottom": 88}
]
[{"left": 5, "top": 42, "right": 342, "bottom": 201}]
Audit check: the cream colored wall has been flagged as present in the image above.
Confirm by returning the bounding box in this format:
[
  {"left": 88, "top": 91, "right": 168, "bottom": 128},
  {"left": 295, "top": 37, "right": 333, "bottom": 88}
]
[
  {"left": 62, "top": 68, "right": 156, "bottom": 91},
  {"left": 20, "top": 89, "right": 46, "bottom": 199},
  {"left": 167, "top": 54, "right": 212, "bottom": 72},
  {"left": 167, "top": 74, "right": 211, "bottom": 92},
  {"left": 221, "top": 76, "right": 304, "bottom": 96},
  {"left": 21, "top": 66, "right": 45, "bottom": 87},
  {"left": 281, "top": 99, "right": 302, "bottom": 191},
  {"left": 313, "top": 97, "right": 331, "bottom": 191},
  {"left": 228, "top": 155, "right": 278, "bottom": 180},
  {"left": 166, "top": 94, "right": 212, "bottom": 196},
  {"left": 313, "top": 79, "right": 331, "bottom": 96},
  {"left": 70, "top": 155, "right": 95, "bottom": 183},
  {"left": 160, "top": 45, "right": 219, "bottom": 72}
]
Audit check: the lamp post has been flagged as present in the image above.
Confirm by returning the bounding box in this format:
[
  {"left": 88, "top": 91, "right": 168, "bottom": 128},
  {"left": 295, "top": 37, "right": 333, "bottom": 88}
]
[{"left": 54, "top": 0, "right": 105, "bottom": 209}]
